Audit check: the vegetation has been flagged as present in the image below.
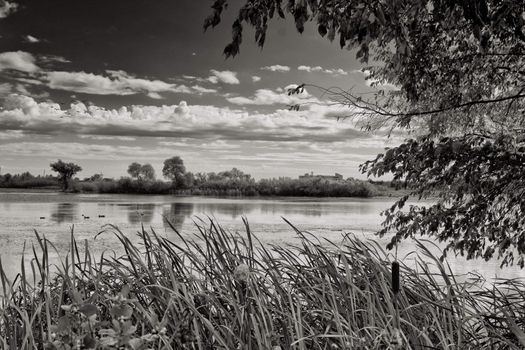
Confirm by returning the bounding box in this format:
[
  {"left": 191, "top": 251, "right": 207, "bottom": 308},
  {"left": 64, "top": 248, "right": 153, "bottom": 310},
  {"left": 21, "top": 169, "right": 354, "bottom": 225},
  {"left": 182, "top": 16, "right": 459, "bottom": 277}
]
[
  {"left": 205, "top": 1, "right": 525, "bottom": 266},
  {"left": 258, "top": 176, "right": 375, "bottom": 197},
  {"left": 1, "top": 159, "right": 388, "bottom": 197},
  {"left": 0, "top": 220, "right": 524, "bottom": 349},
  {"left": 74, "top": 173, "right": 379, "bottom": 197},
  {"left": 50, "top": 160, "right": 82, "bottom": 191},
  {"left": 162, "top": 156, "right": 187, "bottom": 189},
  {"left": 0, "top": 172, "right": 58, "bottom": 189},
  {"left": 127, "top": 163, "right": 155, "bottom": 181}
]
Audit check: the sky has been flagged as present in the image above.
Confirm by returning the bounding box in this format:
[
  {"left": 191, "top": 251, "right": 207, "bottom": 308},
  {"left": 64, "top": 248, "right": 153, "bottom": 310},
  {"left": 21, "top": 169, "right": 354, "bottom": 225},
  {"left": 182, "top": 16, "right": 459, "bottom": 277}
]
[{"left": 0, "top": 0, "right": 401, "bottom": 180}]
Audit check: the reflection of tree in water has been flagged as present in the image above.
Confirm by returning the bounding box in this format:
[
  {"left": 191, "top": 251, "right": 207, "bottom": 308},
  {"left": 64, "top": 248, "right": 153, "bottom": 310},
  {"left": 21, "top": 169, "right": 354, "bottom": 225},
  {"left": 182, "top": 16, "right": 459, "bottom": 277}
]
[
  {"left": 127, "top": 203, "right": 156, "bottom": 225},
  {"left": 51, "top": 203, "right": 78, "bottom": 224},
  {"left": 162, "top": 202, "right": 194, "bottom": 231},
  {"left": 193, "top": 202, "right": 254, "bottom": 219}
]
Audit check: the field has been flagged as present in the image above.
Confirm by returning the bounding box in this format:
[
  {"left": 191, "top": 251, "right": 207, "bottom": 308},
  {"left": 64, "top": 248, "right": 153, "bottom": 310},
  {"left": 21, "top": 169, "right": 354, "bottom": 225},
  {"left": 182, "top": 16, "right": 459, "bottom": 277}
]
[{"left": 0, "top": 220, "right": 524, "bottom": 349}]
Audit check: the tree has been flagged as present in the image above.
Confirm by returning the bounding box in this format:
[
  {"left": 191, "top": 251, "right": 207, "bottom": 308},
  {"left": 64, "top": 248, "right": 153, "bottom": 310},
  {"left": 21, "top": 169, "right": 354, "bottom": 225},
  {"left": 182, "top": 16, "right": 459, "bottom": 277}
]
[
  {"left": 89, "top": 173, "right": 103, "bottom": 182},
  {"left": 205, "top": 1, "right": 525, "bottom": 266},
  {"left": 127, "top": 162, "right": 142, "bottom": 179},
  {"left": 162, "top": 156, "right": 186, "bottom": 188},
  {"left": 50, "top": 160, "right": 82, "bottom": 191},
  {"left": 140, "top": 163, "right": 156, "bottom": 181}
]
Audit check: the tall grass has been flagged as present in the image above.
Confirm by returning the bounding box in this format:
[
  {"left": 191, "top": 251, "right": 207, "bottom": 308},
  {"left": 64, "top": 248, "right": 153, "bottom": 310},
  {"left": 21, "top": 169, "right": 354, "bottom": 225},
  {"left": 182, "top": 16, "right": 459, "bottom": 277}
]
[{"left": 0, "top": 219, "right": 524, "bottom": 349}]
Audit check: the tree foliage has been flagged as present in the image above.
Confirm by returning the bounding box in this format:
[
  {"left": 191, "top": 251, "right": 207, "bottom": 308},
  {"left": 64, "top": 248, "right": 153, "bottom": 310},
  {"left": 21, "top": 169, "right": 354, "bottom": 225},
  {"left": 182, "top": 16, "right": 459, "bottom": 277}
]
[
  {"left": 162, "top": 156, "right": 186, "bottom": 188},
  {"left": 127, "top": 162, "right": 155, "bottom": 181},
  {"left": 140, "top": 164, "right": 156, "bottom": 181},
  {"left": 127, "top": 162, "right": 142, "bottom": 179},
  {"left": 50, "top": 160, "right": 82, "bottom": 191},
  {"left": 206, "top": 0, "right": 525, "bottom": 266}
]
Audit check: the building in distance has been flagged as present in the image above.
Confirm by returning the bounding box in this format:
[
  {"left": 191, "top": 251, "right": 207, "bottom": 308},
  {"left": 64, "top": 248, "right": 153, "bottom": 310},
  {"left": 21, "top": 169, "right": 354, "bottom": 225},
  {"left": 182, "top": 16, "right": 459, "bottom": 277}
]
[{"left": 299, "top": 172, "right": 344, "bottom": 181}]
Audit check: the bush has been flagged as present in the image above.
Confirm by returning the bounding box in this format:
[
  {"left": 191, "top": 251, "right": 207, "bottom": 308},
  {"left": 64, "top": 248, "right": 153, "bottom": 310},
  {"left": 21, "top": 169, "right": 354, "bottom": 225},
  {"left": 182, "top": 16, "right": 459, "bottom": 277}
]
[{"left": 0, "top": 172, "right": 59, "bottom": 189}]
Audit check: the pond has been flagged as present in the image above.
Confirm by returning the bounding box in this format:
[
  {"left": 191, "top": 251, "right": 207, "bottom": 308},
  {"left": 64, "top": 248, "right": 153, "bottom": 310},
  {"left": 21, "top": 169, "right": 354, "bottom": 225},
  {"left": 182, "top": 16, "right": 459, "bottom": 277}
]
[{"left": 0, "top": 190, "right": 522, "bottom": 283}]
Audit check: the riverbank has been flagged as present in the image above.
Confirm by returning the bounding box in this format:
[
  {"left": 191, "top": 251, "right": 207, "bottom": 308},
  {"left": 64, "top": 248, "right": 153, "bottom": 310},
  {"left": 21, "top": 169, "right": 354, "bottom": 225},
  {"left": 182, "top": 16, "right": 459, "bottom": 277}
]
[{"left": 1, "top": 221, "right": 523, "bottom": 349}]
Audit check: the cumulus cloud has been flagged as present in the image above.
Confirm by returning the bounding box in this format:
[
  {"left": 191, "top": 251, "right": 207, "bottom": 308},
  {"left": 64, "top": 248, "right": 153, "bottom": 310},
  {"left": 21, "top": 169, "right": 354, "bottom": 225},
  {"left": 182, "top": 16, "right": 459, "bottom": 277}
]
[
  {"left": 24, "top": 35, "right": 40, "bottom": 43},
  {"left": 261, "top": 65, "right": 290, "bottom": 72},
  {"left": 39, "top": 55, "right": 71, "bottom": 64},
  {"left": 226, "top": 84, "right": 318, "bottom": 106},
  {"left": 44, "top": 70, "right": 192, "bottom": 97},
  {"left": 0, "top": 52, "right": 210, "bottom": 98},
  {"left": 0, "top": 1, "right": 17, "bottom": 18},
  {"left": 207, "top": 70, "right": 240, "bottom": 84},
  {"left": 192, "top": 85, "right": 217, "bottom": 94},
  {"left": 298, "top": 65, "right": 323, "bottom": 72},
  {"left": 298, "top": 65, "right": 347, "bottom": 75},
  {"left": 252, "top": 76, "right": 261, "bottom": 83},
  {"left": 0, "top": 51, "right": 40, "bottom": 72},
  {"left": 0, "top": 93, "right": 369, "bottom": 144}
]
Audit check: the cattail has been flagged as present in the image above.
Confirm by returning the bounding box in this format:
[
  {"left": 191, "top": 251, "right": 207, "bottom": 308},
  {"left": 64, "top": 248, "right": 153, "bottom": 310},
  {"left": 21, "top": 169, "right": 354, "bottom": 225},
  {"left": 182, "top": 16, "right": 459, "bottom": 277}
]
[
  {"left": 392, "top": 261, "right": 400, "bottom": 294},
  {"left": 233, "top": 263, "right": 250, "bottom": 282}
]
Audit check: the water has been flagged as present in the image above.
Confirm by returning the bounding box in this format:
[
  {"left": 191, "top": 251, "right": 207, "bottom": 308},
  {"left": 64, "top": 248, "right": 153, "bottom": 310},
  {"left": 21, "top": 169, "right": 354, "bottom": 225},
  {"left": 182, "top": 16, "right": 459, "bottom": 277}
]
[{"left": 0, "top": 190, "right": 523, "bottom": 282}]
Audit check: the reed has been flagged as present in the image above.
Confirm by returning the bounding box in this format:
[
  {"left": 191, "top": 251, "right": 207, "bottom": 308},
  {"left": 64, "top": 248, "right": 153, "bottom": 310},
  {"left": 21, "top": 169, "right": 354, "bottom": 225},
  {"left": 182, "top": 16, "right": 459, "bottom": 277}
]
[{"left": 0, "top": 219, "right": 524, "bottom": 349}]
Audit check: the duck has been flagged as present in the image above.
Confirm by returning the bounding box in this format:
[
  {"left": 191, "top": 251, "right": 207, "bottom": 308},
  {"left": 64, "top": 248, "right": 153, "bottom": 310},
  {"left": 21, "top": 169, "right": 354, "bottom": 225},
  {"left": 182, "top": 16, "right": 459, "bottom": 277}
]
[{"left": 82, "top": 214, "right": 90, "bottom": 219}]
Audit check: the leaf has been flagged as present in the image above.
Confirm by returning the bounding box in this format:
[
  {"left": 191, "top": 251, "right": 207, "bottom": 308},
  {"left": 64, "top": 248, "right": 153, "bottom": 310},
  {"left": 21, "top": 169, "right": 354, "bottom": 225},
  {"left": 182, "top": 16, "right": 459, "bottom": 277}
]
[
  {"left": 120, "top": 284, "right": 130, "bottom": 298},
  {"left": 110, "top": 304, "right": 133, "bottom": 319},
  {"left": 56, "top": 316, "right": 71, "bottom": 334},
  {"left": 83, "top": 334, "right": 97, "bottom": 349},
  {"left": 129, "top": 338, "right": 145, "bottom": 349},
  {"left": 79, "top": 304, "right": 98, "bottom": 317}
]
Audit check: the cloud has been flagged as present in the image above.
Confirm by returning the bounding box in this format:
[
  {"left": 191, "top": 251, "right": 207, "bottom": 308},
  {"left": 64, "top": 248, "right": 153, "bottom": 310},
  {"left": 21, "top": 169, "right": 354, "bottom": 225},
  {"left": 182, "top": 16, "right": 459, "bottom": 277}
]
[
  {"left": 191, "top": 85, "right": 217, "bottom": 94},
  {"left": 39, "top": 55, "right": 71, "bottom": 64},
  {"left": 252, "top": 76, "right": 261, "bottom": 83},
  {"left": 226, "top": 84, "right": 317, "bottom": 106},
  {"left": 44, "top": 70, "right": 192, "bottom": 97},
  {"left": 0, "top": 130, "right": 24, "bottom": 140},
  {"left": 78, "top": 135, "right": 136, "bottom": 141},
  {"left": 24, "top": 35, "right": 40, "bottom": 43},
  {"left": 0, "top": 82, "right": 12, "bottom": 94},
  {"left": 0, "top": 142, "right": 194, "bottom": 161},
  {"left": 0, "top": 53, "right": 204, "bottom": 99},
  {"left": 0, "top": 94, "right": 370, "bottom": 144},
  {"left": 298, "top": 65, "right": 347, "bottom": 75},
  {"left": 147, "top": 92, "right": 163, "bottom": 99},
  {"left": 0, "top": 51, "right": 40, "bottom": 72},
  {"left": 298, "top": 65, "right": 323, "bottom": 72},
  {"left": 261, "top": 65, "right": 290, "bottom": 72},
  {"left": 0, "top": 1, "right": 17, "bottom": 18},
  {"left": 208, "top": 70, "right": 240, "bottom": 84}
]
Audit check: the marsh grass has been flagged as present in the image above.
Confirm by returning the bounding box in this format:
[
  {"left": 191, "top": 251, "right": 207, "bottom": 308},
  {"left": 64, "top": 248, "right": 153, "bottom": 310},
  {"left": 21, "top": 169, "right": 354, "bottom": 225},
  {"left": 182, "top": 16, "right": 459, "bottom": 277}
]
[{"left": 0, "top": 218, "right": 524, "bottom": 349}]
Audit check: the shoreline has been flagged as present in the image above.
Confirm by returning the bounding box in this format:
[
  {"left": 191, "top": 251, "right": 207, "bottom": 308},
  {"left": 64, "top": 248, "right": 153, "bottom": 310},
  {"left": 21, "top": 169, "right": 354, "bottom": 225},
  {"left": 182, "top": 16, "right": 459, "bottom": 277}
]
[{"left": 0, "top": 186, "right": 409, "bottom": 200}]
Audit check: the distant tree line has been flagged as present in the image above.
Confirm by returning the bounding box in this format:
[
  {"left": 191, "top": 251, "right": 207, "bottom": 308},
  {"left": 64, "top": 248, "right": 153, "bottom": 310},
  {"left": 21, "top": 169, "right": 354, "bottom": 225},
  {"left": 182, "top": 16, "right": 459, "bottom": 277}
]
[
  {"left": 0, "top": 157, "right": 402, "bottom": 197},
  {"left": 0, "top": 172, "right": 58, "bottom": 188}
]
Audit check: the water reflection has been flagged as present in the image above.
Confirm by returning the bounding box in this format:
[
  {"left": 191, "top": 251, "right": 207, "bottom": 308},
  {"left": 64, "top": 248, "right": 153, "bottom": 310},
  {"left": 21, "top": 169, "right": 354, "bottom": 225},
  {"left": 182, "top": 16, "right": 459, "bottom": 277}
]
[
  {"left": 127, "top": 203, "right": 156, "bottom": 224},
  {"left": 192, "top": 202, "right": 255, "bottom": 219},
  {"left": 50, "top": 203, "right": 78, "bottom": 223},
  {"left": 162, "top": 202, "right": 194, "bottom": 230}
]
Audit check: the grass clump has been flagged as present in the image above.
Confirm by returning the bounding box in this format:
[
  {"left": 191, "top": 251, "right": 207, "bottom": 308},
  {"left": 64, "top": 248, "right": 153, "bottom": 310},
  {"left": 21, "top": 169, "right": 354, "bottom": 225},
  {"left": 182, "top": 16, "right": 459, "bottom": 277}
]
[{"left": 0, "top": 219, "right": 524, "bottom": 349}]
